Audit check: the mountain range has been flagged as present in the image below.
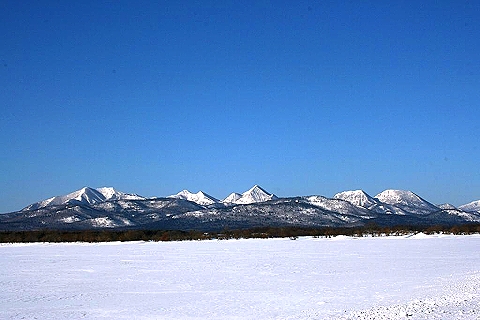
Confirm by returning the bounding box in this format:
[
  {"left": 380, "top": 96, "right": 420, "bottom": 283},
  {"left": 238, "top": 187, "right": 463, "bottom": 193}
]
[
  {"left": 1, "top": 185, "right": 479, "bottom": 231},
  {"left": 168, "top": 185, "right": 277, "bottom": 206}
]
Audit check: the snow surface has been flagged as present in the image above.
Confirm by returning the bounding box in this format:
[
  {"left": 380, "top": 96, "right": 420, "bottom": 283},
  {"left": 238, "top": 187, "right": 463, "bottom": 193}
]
[{"left": 1, "top": 235, "right": 479, "bottom": 319}]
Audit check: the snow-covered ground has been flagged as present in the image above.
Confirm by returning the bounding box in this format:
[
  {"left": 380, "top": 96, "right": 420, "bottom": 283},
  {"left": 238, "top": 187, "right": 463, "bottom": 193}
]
[{"left": 1, "top": 234, "right": 479, "bottom": 319}]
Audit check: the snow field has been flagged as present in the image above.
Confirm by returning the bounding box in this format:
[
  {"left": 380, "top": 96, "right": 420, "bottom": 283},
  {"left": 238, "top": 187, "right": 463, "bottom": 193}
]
[
  {"left": 333, "top": 272, "right": 479, "bottom": 319},
  {"left": 1, "top": 234, "right": 479, "bottom": 319}
]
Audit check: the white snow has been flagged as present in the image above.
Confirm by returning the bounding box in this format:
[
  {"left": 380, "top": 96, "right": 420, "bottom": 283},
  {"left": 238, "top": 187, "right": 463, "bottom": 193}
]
[
  {"left": 96, "top": 187, "right": 145, "bottom": 201},
  {"left": 222, "top": 192, "right": 242, "bottom": 204},
  {"left": 168, "top": 190, "right": 220, "bottom": 206},
  {"left": 89, "top": 217, "right": 116, "bottom": 227},
  {"left": 96, "top": 187, "right": 120, "bottom": 200},
  {"left": 438, "top": 203, "right": 457, "bottom": 210},
  {"left": 459, "top": 200, "right": 480, "bottom": 213},
  {"left": 374, "top": 189, "right": 440, "bottom": 214},
  {"left": 59, "top": 216, "right": 81, "bottom": 223},
  {"left": 1, "top": 234, "right": 479, "bottom": 319}
]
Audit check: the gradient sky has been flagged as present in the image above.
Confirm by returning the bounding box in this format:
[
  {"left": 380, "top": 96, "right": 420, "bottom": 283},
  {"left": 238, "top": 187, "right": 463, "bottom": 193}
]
[{"left": 1, "top": 1, "right": 479, "bottom": 212}]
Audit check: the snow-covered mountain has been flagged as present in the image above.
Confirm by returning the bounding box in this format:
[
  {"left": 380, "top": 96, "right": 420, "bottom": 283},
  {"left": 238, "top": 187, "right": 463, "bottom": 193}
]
[
  {"left": 168, "top": 190, "right": 220, "bottom": 206},
  {"left": 333, "top": 190, "right": 406, "bottom": 215},
  {"left": 374, "top": 190, "right": 440, "bottom": 215},
  {"left": 3, "top": 185, "right": 479, "bottom": 232},
  {"left": 333, "top": 190, "right": 378, "bottom": 209},
  {"left": 22, "top": 187, "right": 145, "bottom": 211},
  {"left": 459, "top": 200, "right": 480, "bottom": 213},
  {"left": 304, "top": 195, "right": 375, "bottom": 219},
  {"left": 222, "top": 192, "right": 242, "bottom": 204},
  {"left": 229, "top": 185, "right": 278, "bottom": 204}
]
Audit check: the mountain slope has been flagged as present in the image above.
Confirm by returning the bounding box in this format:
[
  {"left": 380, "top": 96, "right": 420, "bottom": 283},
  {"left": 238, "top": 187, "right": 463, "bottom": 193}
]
[
  {"left": 22, "top": 187, "right": 106, "bottom": 211},
  {"left": 96, "top": 187, "right": 145, "bottom": 201},
  {"left": 173, "top": 197, "right": 371, "bottom": 230},
  {"left": 438, "top": 203, "right": 458, "bottom": 210},
  {"left": 374, "top": 190, "right": 440, "bottom": 215},
  {"left": 223, "top": 192, "right": 242, "bottom": 204},
  {"left": 333, "top": 190, "right": 378, "bottom": 209},
  {"left": 232, "top": 185, "right": 278, "bottom": 204},
  {"left": 459, "top": 200, "right": 480, "bottom": 213}
]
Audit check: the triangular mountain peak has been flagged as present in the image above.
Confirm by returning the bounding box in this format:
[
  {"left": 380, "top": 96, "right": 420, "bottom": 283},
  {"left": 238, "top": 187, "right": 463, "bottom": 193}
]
[
  {"left": 22, "top": 187, "right": 105, "bottom": 211},
  {"left": 244, "top": 184, "right": 268, "bottom": 194},
  {"left": 234, "top": 185, "right": 277, "bottom": 204},
  {"left": 223, "top": 192, "right": 242, "bottom": 203}
]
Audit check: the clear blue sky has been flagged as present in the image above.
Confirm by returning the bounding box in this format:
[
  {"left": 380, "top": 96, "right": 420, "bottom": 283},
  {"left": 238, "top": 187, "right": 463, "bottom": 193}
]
[{"left": 1, "top": 1, "right": 479, "bottom": 212}]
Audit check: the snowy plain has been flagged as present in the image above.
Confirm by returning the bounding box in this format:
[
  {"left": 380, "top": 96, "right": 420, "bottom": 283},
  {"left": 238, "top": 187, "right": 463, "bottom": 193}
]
[{"left": 1, "top": 234, "right": 479, "bottom": 319}]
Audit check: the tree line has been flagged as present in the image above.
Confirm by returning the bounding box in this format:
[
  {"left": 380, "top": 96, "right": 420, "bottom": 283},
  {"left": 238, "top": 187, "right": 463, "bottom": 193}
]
[{"left": 0, "top": 223, "right": 479, "bottom": 243}]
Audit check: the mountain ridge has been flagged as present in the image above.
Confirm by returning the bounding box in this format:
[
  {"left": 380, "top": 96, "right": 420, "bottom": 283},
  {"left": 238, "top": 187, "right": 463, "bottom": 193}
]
[
  {"left": 2, "top": 186, "right": 479, "bottom": 232},
  {"left": 14, "top": 186, "right": 480, "bottom": 213},
  {"left": 168, "top": 190, "right": 220, "bottom": 206}
]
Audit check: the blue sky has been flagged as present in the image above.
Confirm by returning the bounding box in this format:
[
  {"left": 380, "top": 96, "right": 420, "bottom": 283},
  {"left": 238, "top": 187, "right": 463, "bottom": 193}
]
[{"left": 1, "top": 1, "right": 479, "bottom": 212}]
